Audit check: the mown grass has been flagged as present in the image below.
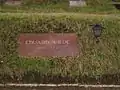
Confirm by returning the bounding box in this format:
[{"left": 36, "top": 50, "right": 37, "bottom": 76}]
[
  {"left": 0, "top": 1, "right": 120, "bottom": 14},
  {"left": 0, "top": 13, "right": 120, "bottom": 84}
]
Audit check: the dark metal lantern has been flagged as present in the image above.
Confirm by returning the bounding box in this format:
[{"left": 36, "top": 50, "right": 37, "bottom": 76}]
[{"left": 90, "top": 24, "right": 104, "bottom": 43}]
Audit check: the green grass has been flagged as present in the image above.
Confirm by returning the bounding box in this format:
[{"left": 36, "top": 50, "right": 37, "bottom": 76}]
[
  {"left": 0, "top": 13, "right": 120, "bottom": 84},
  {"left": 0, "top": 1, "right": 120, "bottom": 14},
  {"left": 0, "top": 0, "right": 120, "bottom": 84}
]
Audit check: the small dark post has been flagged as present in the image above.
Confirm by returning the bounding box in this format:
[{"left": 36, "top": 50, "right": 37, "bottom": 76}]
[
  {"left": 90, "top": 24, "right": 104, "bottom": 43},
  {"left": 111, "top": 0, "right": 120, "bottom": 10},
  {"left": 0, "top": 0, "right": 6, "bottom": 7}
]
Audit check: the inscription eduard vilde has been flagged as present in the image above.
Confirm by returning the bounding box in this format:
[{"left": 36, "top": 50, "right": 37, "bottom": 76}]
[
  {"left": 18, "top": 33, "right": 79, "bottom": 57},
  {"left": 25, "top": 40, "right": 70, "bottom": 45}
]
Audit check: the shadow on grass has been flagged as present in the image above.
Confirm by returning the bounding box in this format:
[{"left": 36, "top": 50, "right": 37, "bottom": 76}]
[{"left": 0, "top": 71, "right": 120, "bottom": 84}]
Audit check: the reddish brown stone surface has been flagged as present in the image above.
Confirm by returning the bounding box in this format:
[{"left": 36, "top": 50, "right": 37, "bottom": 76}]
[{"left": 18, "top": 33, "right": 79, "bottom": 57}]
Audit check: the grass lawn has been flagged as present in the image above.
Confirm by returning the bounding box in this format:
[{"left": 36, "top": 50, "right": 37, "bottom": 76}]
[
  {"left": 0, "top": 1, "right": 120, "bottom": 14},
  {"left": 0, "top": 0, "right": 120, "bottom": 84},
  {"left": 0, "top": 13, "right": 120, "bottom": 84}
]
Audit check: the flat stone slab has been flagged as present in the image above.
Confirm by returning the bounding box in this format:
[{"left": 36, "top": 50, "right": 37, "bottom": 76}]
[
  {"left": 18, "top": 33, "right": 79, "bottom": 57},
  {"left": 69, "top": 0, "right": 86, "bottom": 7}
]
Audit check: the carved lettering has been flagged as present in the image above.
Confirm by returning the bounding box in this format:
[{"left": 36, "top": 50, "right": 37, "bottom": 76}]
[
  {"left": 18, "top": 33, "right": 79, "bottom": 57},
  {"left": 25, "top": 40, "right": 70, "bottom": 45}
]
